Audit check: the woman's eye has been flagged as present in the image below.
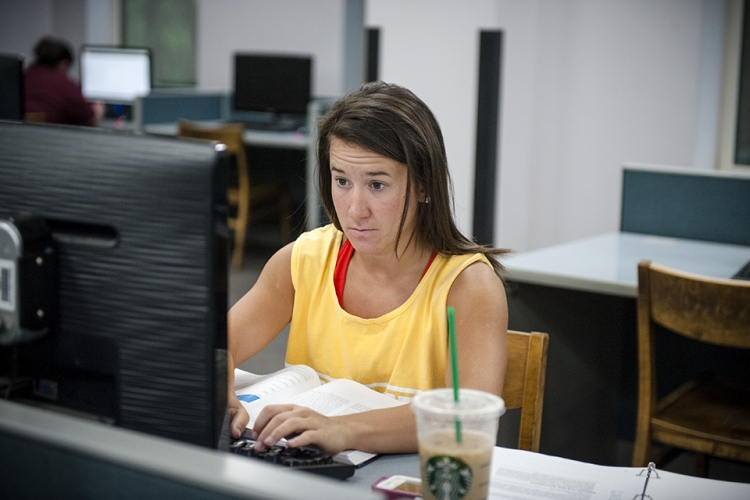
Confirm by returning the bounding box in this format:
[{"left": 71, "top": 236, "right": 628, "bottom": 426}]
[
  {"left": 371, "top": 182, "right": 384, "bottom": 190},
  {"left": 335, "top": 178, "right": 348, "bottom": 187}
]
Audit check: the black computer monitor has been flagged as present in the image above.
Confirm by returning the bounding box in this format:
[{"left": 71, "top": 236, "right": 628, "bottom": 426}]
[
  {"left": 233, "top": 53, "right": 312, "bottom": 117},
  {"left": 0, "top": 121, "right": 229, "bottom": 449},
  {"left": 0, "top": 53, "right": 24, "bottom": 120},
  {"left": 80, "top": 46, "right": 152, "bottom": 103}
]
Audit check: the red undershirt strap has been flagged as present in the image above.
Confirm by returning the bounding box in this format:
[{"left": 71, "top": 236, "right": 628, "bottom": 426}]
[{"left": 333, "top": 239, "right": 437, "bottom": 307}]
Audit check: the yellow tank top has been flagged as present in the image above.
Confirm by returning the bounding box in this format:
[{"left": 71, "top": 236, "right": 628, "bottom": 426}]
[{"left": 286, "top": 224, "right": 491, "bottom": 401}]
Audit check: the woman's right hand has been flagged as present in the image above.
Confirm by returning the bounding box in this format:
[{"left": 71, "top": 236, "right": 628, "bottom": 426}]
[
  {"left": 228, "top": 391, "right": 251, "bottom": 439},
  {"left": 227, "top": 243, "right": 295, "bottom": 440}
]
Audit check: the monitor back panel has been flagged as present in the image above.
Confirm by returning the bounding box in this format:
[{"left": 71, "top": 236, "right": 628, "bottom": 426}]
[
  {"left": 0, "top": 122, "right": 228, "bottom": 448},
  {"left": 0, "top": 53, "right": 24, "bottom": 120}
]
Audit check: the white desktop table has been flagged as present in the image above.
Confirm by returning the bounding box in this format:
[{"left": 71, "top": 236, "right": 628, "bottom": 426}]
[
  {"left": 503, "top": 231, "right": 750, "bottom": 296},
  {"left": 500, "top": 232, "right": 750, "bottom": 466},
  {"left": 143, "top": 123, "right": 310, "bottom": 150}
]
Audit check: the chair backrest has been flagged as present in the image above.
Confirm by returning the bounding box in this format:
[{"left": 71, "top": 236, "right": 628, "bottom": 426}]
[
  {"left": 502, "top": 330, "right": 549, "bottom": 452},
  {"left": 638, "top": 260, "right": 750, "bottom": 348},
  {"left": 177, "top": 120, "right": 247, "bottom": 166}
]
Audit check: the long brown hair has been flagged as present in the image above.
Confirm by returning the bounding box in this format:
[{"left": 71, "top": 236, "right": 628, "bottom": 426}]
[{"left": 317, "top": 81, "right": 508, "bottom": 274}]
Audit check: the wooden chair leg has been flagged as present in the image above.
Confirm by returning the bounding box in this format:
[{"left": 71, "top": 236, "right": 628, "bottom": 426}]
[
  {"left": 232, "top": 171, "right": 250, "bottom": 268},
  {"left": 231, "top": 221, "right": 247, "bottom": 269},
  {"left": 631, "top": 423, "right": 652, "bottom": 467},
  {"left": 695, "top": 453, "right": 708, "bottom": 478}
]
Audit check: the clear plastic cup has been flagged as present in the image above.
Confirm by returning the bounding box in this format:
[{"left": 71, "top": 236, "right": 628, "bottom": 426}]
[{"left": 412, "top": 389, "right": 505, "bottom": 500}]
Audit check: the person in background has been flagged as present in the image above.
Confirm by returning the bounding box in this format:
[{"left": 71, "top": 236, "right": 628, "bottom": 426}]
[
  {"left": 24, "top": 36, "right": 104, "bottom": 126},
  {"left": 228, "top": 81, "right": 509, "bottom": 455}
]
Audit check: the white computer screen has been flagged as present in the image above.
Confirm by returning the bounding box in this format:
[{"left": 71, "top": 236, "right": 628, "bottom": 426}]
[{"left": 80, "top": 47, "right": 151, "bottom": 102}]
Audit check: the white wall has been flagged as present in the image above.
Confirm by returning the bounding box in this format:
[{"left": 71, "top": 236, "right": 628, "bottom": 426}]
[
  {"left": 367, "top": 0, "right": 494, "bottom": 248},
  {"left": 0, "top": 0, "right": 114, "bottom": 78},
  {"left": 196, "top": 0, "right": 353, "bottom": 97},
  {"left": 0, "top": 0, "right": 55, "bottom": 62},
  {"left": 1, "top": 0, "right": 726, "bottom": 254},
  {"left": 367, "top": 0, "right": 720, "bottom": 253}
]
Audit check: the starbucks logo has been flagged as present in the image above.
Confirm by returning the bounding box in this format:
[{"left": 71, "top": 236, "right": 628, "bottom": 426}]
[{"left": 424, "top": 455, "right": 473, "bottom": 500}]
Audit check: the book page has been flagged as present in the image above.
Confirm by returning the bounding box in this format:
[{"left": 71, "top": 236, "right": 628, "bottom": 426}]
[
  {"left": 304, "top": 380, "right": 406, "bottom": 466},
  {"left": 295, "top": 379, "right": 407, "bottom": 466},
  {"left": 241, "top": 376, "right": 405, "bottom": 422},
  {"left": 291, "top": 379, "right": 405, "bottom": 416},
  {"left": 235, "top": 365, "right": 321, "bottom": 417}
]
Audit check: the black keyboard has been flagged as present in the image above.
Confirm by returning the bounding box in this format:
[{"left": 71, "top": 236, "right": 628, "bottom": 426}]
[
  {"left": 229, "top": 436, "right": 355, "bottom": 480},
  {"left": 732, "top": 259, "right": 750, "bottom": 281}
]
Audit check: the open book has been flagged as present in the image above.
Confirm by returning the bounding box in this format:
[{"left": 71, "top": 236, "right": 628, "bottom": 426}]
[{"left": 233, "top": 365, "right": 407, "bottom": 466}]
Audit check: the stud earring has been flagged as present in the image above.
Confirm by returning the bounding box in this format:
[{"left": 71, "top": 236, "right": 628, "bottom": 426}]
[{"left": 424, "top": 197, "right": 431, "bottom": 204}]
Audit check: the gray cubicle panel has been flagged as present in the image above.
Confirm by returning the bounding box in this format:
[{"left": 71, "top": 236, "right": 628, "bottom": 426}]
[
  {"left": 134, "top": 91, "right": 228, "bottom": 130},
  {"left": 620, "top": 164, "right": 750, "bottom": 246},
  {"left": 0, "top": 400, "right": 381, "bottom": 500}
]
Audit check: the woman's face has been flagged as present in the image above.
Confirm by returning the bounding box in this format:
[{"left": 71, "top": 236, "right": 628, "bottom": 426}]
[{"left": 329, "top": 136, "right": 420, "bottom": 256}]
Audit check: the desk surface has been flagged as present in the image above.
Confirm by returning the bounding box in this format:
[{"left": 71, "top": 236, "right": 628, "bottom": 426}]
[
  {"left": 347, "top": 447, "right": 750, "bottom": 500},
  {"left": 144, "top": 122, "right": 311, "bottom": 150},
  {"left": 5, "top": 399, "right": 748, "bottom": 499},
  {"left": 503, "top": 232, "right": 750, "bottom": 297},
  {"left": 352, "top": 448, "right": 750, "bottom": 498},
  {"left": 348, "top": 454, "right": 419, "bottom": 489}
]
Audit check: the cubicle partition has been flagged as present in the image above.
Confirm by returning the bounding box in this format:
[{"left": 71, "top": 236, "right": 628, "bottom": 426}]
[
  {"left": 133, "top": 91, "right": 229, "bottom": 131},
  {"left": 620, "top": 163, "right": 750, "bottom": 246}
]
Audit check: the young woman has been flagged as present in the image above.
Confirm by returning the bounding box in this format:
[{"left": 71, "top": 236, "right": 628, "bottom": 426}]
[{"left": 228, "top": 81, "right": 509, "bottom": 455}]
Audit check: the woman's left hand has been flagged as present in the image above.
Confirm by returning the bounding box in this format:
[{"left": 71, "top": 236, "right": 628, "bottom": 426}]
[{"left": 251, "top": 404, "right": 350, "bottom": 455}]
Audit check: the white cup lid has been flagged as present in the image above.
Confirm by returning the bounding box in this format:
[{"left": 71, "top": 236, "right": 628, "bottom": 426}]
[{"left": 412, "top": 388, "right": 505, "bottom": 420}]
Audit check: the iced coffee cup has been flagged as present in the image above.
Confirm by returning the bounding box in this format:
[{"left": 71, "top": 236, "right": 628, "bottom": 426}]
[{"left": 412, "top": 389, "right": 505, "bottom": 500}]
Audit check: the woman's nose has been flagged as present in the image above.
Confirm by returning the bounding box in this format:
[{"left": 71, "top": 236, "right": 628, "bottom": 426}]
[{"left": 348, "top": 188, "right": 369, "bottom": 219}]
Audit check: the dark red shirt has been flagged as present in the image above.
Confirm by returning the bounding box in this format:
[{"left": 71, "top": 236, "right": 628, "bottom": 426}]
[{"left": 24, "top": 63, "right": 95, "bottom": 126}]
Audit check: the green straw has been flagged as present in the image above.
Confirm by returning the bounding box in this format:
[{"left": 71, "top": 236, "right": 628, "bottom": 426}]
[{"left": 447, "top": 306, "right": 462, "bottom": 443}]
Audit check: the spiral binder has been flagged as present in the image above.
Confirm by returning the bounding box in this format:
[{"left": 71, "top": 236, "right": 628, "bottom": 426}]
[{"left": 633, "top": 462, "right": 660, "bottom": 500}]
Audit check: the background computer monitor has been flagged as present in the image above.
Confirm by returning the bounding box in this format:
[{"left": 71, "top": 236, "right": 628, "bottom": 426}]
[
  {"left": 0, "top": 121, "right": 229, "bottom": 449},
  {"left": 233, "top": 53, "right": 312, "bottom": 116},
  {"left": 0, "top": 53, "right": 24, "bottom": 120},
  {"left": 80, "top": 46, "right": 152, "bottom": 103}
]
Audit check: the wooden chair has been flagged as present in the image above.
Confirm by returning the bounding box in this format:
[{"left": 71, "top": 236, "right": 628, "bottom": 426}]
[
  {"left": 177, "top": 120, "right": 292, "bottom": 268},
  {"left": 503, "top": 330, "right": 550, "bottom": 452},
  {"left": 632, "top": 260, "right": 750, "bottom": 473}
]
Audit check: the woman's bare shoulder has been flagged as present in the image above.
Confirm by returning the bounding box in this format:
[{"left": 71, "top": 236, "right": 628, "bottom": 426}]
[
  {"left": 258, "top": 241, "right": 295, "bottom": 285},
  {"left": 448, "top": 259, "right": 506, "bottom": 306}
]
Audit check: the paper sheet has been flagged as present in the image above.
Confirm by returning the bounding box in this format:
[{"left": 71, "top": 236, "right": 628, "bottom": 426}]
[{"left": 488, "top": 448, "right": 750, "bottom": 500}]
